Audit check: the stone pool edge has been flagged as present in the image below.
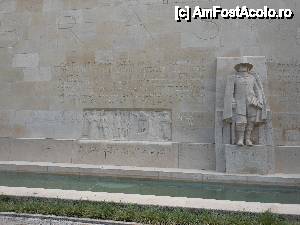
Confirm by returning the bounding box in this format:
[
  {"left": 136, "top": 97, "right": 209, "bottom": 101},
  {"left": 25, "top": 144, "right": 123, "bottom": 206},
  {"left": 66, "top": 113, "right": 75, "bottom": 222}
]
[
  {"left": 0, "top": 161, "right": 299, "bottom": 187},
  {"left": 0, "top": 186, "right": 300, "bottom": 216}
]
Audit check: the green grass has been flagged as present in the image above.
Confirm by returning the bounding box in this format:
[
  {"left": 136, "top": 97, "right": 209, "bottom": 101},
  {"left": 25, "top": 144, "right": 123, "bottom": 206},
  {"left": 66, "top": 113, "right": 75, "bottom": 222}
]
[{"left": 0, "top": 195, "right": 299, "bottom": 225}]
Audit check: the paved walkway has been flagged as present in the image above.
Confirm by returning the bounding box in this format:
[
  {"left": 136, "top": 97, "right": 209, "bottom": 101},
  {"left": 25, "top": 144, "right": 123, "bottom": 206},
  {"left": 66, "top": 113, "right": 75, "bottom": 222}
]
[
  {"left": 0, "top": 213, "right": 139, "bottom": 225},
  {"left": 0, "top": 216, "right": 103, "bottom": 225}
]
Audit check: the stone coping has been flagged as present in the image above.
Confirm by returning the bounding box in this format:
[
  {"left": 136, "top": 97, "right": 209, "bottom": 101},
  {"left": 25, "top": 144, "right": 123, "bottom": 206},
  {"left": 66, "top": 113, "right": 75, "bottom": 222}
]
[
  {"left": 0, "top": 186, "right": 300, "bottom": 216},
  {"left": 0, "top": 161, "right": 299, "bottom": 187},
  {"left": 0, "top": 212, "right": 142, "bottom": 225},
  {"left": 78, "top": 139, "right": 174, "bottom": 145}
]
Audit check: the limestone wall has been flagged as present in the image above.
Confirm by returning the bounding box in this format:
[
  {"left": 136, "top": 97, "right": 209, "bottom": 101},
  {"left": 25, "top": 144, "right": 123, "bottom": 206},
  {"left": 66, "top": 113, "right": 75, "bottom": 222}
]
[
  {"left": 0, "top": 138, "right": 216, "bottom": 170},
  {"left": 0, "top": 0, "right": 300, "bottom": 166},
  {"left": 1, "top": 137, "right": 300, "bottom": 173}
]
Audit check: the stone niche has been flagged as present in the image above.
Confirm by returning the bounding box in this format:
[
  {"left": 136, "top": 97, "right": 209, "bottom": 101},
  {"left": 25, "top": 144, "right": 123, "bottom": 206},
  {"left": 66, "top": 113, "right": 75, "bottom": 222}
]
[
  {"left": 215, "top": 56, "right": 274, "bottom": 173},
  {"left": 82, "top": 109, "right": 172, "bottom": 141}
]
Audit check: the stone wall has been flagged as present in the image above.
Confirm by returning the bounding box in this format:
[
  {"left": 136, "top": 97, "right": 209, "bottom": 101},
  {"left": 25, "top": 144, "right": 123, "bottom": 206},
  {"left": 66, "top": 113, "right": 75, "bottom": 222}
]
[
  {"left": 1, "top": 137, "right": 300, "bottom": 173},
  {"left": 0, "top": 0, "right": 299, "bottom": 169},
  {"left": 0, "top": 138, "right": 216, "bottom": 170}
]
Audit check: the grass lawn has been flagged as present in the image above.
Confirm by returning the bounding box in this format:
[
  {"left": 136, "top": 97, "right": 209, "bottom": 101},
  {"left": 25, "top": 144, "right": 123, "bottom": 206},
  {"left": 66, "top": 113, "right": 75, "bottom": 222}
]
[{"left": 0, "top": 195, "right": 299, "bottom": 225}]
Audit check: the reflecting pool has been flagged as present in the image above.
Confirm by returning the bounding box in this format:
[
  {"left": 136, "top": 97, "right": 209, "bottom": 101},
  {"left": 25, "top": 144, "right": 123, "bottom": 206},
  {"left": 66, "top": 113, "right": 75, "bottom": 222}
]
[{"left": 0, "top": 171, "right": 299, "bottom": 204}]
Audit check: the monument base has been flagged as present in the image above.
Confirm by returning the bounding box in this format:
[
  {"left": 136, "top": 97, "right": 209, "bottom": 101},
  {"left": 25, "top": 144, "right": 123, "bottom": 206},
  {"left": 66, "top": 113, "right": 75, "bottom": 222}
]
[
  {"left": 225, "top": 144, "right": 275, "bottom": 175},
  {"left": 0, "top": 138, "right": 216, "bottom": 170}
]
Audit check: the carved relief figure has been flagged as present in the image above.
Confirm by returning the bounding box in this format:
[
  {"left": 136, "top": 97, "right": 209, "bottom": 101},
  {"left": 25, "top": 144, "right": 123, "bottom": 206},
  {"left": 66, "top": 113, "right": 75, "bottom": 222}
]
[
  {"left": 159, "top": 112, "right": 172, "bottom": 140},
  {"left": 223, "top": 58, "right": 267, "bottom": 146},
  {"left": 85, "top": 110, "right": 100, "bottom": 139}
]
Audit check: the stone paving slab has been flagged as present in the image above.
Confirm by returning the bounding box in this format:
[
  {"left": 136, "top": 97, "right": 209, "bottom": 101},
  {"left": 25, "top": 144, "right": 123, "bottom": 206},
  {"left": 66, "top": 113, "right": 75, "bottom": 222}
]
[{"left": 0, "top": 186, "right": 299, "bottom": 216}]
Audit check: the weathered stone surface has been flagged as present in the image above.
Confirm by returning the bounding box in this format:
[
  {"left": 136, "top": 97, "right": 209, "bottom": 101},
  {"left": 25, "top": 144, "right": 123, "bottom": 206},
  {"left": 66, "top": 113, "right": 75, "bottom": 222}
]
[
  {"left": 8, "top": 110, "right": 83, "bottom": 138},
  {"left": 9, "top": 139, "right": 75, "bottom": 163},
  {"left": 74, "top": 140, "right": 178, "bottom": 168},
  {"left": 12, "top": 53, "right": 39, "bottom": 68},
  {"left": 275, "top": 146, "right": 300, "bottom": 174},
  {"left": 225, "top": 145, "right": 275, "bottom": 175},
  {"left": 0, "top": 138, "right": 11, "bottom": 161},
  {"left": 0, "top": 138, "right": 217, "bottom": 170},
  {"left": 42, "top": 0, "right": 64, "bottom": 12},
  {"left": 23, "top": 67, "right": 52, "bottom": 81},
  {"left": 0, "top": 1, "right": 16, "bottom": 13},
  {"left": 178, "top": 143, "right": 215, "bottom": 170},
  {"left": 0, "top": 0, "right": 299, "bottom": 173},
  {"left": 272, "top": 113, "right": 300, "bottom": 146},
  {"left": 0, "top": 68, "right": 23, "bottom": 83},
  {"left": 16, "top": 0, "right": 43, "bottom": 12}
]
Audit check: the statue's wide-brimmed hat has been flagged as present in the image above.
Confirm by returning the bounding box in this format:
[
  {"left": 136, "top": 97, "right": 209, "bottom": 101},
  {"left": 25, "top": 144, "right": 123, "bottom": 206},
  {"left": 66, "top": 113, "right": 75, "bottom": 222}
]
[{"left": 234, "top": 57, "right": 254, "bottom": 71}]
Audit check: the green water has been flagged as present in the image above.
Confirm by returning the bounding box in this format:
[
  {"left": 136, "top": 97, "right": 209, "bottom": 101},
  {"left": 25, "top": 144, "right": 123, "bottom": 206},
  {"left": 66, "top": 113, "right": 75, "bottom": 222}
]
[{"left": 0, "top": 171, "right": 299, "bottom": 204}]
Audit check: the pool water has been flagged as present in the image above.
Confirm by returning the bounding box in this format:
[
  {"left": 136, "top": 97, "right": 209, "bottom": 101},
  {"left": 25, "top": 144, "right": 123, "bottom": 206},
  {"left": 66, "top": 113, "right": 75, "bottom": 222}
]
[{"left": 0, "top": 171, "right": 299, "bottom": 204}]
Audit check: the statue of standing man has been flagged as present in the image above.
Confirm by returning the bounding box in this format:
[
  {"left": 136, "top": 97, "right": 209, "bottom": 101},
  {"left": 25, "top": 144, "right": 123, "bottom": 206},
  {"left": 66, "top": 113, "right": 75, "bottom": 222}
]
[{"left": 223, "top": 58, "right": 268, "bottom": 146}]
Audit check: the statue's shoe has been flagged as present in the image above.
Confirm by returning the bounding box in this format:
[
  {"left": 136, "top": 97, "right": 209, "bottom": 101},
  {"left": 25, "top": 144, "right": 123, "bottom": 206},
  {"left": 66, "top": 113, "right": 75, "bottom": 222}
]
[
  {"left": 246, "top": 139, "right": 253, "bottom": 146},
  {"left": 237, "top": 140, "right": 244, "bottom": 146}
]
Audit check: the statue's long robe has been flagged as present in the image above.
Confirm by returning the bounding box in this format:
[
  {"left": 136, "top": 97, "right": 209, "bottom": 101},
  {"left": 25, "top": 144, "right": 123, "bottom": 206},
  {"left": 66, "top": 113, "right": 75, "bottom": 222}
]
[{"left": 223, "top": 73, "right": 267, "bottom": 123}]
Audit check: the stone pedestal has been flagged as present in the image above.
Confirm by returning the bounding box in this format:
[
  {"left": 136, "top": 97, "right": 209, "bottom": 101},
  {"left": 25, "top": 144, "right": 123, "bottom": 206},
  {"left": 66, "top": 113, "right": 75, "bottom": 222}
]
[{"left": 225, "top": 144, "right": 275, "bottom": 175}]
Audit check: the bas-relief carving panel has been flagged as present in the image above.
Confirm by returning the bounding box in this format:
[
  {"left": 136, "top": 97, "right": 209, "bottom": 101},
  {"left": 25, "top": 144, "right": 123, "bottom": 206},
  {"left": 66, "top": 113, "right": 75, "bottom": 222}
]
[{"left": 82, "top": 110, "right": 171, "bottom": 141}]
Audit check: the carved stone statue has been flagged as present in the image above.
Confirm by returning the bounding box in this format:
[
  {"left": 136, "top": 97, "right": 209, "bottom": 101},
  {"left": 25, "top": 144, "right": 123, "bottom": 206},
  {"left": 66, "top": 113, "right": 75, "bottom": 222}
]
[{"left": 223, "top": 58, "right": 267, "bottom": 146}]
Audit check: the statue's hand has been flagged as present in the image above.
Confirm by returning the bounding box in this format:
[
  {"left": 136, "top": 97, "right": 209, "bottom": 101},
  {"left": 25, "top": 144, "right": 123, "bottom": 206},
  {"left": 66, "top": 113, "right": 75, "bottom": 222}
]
[
  {"left": 257, "top": 102, "right": 263, "bottom": 109},
  {"left": 249, "top": 96, "right": 263, "bottom": 109},
  {"left": 224, "top": 118, "right": 232, "bottom": 123}
]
